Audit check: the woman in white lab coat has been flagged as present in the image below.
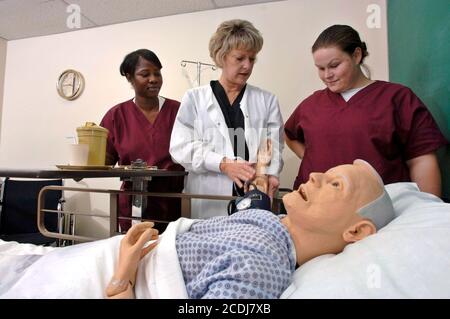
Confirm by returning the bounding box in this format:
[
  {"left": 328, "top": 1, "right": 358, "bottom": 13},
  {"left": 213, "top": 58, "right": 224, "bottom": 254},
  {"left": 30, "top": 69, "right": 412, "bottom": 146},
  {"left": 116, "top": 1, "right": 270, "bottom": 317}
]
[{"left": 170, "top": 19, "right": 284, "bottom": 219}]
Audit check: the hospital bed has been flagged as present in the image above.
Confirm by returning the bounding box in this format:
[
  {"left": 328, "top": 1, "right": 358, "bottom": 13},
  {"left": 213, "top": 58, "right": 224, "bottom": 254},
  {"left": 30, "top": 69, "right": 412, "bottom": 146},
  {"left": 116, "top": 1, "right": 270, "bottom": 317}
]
[{"left": 0, "top": 183, "right": 449, "bottom": 298}]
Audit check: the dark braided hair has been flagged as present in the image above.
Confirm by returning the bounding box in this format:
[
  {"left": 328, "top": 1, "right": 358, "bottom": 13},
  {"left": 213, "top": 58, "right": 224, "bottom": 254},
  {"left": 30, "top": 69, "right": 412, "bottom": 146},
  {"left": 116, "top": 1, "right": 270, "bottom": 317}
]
[
  {"left": 119, "top": 49, "right": 162, "bottom": 78},
  {"left": 312, "top": 25, "right": 369, "bottom": 64}
]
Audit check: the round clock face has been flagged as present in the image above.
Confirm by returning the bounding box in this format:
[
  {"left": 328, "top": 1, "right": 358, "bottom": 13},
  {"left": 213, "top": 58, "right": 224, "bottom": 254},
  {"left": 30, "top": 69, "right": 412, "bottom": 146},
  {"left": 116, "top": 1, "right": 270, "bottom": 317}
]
[{"left": 56, "top": 69, "right": 85, "bottom": 100}]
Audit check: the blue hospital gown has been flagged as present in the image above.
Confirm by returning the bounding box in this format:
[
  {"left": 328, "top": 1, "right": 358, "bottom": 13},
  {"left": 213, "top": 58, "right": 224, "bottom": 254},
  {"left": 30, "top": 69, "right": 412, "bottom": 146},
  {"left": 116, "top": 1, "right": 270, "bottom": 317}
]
[{"left": 175, "top": 209, "right": 297, "bottom": 299}]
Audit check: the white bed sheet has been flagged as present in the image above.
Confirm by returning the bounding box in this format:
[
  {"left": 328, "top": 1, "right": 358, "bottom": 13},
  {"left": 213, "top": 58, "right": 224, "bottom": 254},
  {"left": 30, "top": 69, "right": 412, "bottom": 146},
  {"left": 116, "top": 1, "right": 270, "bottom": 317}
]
[
  {"left": 0, "top": 235, "right": 120, "bottom": 298},
  {"left": 0, "top": 217, "right": 197, "bottom": 299}
]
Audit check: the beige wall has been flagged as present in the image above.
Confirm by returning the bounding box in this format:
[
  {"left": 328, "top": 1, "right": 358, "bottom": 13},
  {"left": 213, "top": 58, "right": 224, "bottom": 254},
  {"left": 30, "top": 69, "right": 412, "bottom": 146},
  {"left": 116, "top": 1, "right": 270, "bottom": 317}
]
[
  {"left": 0, "top": 37, "right": 6, "bottom": 140},
  {"left": 0, "top": 0, "right": 388, "bottom": 237}
]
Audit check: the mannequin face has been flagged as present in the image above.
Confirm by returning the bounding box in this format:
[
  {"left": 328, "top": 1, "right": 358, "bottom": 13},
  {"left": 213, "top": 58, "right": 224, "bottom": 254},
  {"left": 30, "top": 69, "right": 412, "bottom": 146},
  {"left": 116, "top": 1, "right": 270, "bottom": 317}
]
[
  {"left": 312, "top": 46, "right": 362, "bottom": 93},
  {"left": 282, "top": 161, "right": 382, "bottom": 234}
]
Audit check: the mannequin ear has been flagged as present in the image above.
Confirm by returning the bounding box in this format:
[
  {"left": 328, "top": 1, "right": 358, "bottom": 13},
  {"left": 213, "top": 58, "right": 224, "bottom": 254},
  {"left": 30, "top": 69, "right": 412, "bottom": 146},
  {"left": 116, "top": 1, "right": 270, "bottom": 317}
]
[{"left": 342, "top": 219, "right": 376, "bottom": 243}]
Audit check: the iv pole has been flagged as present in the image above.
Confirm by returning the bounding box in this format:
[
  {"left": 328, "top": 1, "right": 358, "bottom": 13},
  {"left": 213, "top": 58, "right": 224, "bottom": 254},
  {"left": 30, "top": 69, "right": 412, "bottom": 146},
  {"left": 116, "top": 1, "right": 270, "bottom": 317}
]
[{"left": 181, "top": 60, "right": 217, "bottom": 86}]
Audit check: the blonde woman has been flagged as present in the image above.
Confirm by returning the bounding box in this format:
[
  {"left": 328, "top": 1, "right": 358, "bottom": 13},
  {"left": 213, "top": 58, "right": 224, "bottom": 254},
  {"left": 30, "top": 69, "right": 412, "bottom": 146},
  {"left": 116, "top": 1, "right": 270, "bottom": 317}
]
[{"left": 170, "top": 19, "right": 284, "bottom": 219}]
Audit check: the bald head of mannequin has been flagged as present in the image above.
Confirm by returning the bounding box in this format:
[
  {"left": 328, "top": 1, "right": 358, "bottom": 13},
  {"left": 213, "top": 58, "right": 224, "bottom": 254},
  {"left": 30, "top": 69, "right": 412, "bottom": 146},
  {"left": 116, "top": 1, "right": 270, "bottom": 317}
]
[{"left": 281, "top": 159, "right": 394, "bottom": 265}]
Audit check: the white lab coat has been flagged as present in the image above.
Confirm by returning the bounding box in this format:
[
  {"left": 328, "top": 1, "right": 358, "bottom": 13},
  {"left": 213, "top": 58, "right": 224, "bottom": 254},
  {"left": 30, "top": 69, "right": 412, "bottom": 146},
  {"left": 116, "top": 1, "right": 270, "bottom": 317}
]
[{"left": 170, "top": 84, "right": 284, "bottom": 219}]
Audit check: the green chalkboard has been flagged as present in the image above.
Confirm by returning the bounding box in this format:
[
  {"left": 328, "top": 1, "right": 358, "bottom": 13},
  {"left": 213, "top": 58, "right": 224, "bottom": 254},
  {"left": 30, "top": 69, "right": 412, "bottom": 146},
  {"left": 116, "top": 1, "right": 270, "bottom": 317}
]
[{"left": 388, "top": 0, "right": 450, "bottom": 199}]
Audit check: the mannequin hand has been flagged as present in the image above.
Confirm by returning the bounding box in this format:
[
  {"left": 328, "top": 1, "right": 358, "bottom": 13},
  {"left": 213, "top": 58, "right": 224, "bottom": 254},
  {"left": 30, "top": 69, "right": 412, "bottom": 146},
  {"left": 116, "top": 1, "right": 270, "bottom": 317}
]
[
  {"left": 117, "top": 222, "right": 158, "bottom": 282},
  {"left": 107, "top": 222, "right": 158, "bottom": 297},
  {"left": 219, "top": 157, "right": 256, "bottom": 188}
]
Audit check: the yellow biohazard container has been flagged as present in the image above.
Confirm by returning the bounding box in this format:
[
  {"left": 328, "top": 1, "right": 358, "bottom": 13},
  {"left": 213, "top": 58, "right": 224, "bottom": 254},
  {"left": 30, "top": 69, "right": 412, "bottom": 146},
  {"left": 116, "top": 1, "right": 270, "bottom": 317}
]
[{"left": 76, "top": 122, "right": 109, "bottom": 165}]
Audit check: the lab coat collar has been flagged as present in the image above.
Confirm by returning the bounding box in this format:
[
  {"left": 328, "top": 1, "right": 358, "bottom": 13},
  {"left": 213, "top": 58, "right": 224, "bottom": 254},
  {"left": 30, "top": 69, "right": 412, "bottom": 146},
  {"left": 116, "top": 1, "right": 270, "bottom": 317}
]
[
  {"left": 205, "top": 84, "right": 255, "bottom": 160},
  {"left": 206, "top": 88, "right": 230, "bottom": 150}
]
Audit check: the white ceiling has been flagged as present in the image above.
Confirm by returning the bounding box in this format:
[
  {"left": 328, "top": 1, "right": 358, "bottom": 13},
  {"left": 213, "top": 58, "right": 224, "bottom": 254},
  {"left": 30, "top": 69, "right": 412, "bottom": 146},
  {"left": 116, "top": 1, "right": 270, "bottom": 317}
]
[{"left": 0, "top": 0, "right": 283, "bottom": 41}]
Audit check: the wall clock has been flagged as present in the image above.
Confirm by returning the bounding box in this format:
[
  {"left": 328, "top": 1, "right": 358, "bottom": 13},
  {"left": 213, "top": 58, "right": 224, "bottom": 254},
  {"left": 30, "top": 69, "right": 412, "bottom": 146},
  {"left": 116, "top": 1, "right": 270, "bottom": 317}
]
[{"left": 56, "top": 69, "right": 85, "bottom": 100}]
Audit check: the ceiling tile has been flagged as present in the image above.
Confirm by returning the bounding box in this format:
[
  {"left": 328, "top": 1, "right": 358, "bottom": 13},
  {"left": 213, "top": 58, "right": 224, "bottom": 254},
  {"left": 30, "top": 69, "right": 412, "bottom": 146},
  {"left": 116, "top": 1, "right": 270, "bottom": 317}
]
[
  {"left": 68, "top": 0, "right": 216, "bottom": 25},
  {"left": 0, "top": 0, "right": 284, "bottom": 40},
  {"left": 213, "top": 0, "right": 281, "bottom": 8},
  {"left": 0, "top": 0, "right": 95, "bottom": 40}
]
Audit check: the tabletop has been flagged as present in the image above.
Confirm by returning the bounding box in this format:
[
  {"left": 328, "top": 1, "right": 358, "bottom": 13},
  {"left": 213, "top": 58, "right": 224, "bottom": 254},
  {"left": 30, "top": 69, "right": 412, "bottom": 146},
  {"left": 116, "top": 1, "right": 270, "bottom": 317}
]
[{"left": 0, "top": 167, "right": 187, "bottom": 180}]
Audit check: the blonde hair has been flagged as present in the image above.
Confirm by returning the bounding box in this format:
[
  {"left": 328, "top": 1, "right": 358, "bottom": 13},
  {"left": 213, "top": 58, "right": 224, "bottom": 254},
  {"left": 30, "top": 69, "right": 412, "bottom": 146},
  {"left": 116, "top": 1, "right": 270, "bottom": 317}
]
[{"left": 209, "top": 19, "right": 263, "bottom": 67}]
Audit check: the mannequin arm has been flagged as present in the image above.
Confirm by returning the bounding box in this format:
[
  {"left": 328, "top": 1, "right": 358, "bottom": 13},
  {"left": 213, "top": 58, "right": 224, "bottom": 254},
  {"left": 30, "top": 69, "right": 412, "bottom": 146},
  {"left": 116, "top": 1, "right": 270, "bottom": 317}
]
[
  {"left": 105, "top": 222, "right": 159, "bottom": 299},
  {"left": 253, "top": 174, "right": 269, "bottom": 193},
  {"left": 253, "top": 139, "right": 278, "bottom": 197}
]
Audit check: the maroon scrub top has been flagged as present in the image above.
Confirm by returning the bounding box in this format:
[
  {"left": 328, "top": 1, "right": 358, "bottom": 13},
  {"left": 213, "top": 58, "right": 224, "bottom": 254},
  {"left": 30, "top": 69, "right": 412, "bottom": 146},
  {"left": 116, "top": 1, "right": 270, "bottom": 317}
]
[
  {"left": 284, "top": 81, "right": 448, "bottom": 189},
  {"left": 100, "top": 98, "right": 185, "bottom": 231}
]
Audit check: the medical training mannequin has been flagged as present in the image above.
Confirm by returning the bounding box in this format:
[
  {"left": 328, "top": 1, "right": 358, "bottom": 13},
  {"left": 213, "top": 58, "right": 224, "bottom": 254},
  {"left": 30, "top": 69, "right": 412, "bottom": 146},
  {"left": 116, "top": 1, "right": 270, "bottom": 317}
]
[{"left": 106, "top": 159, "right": 394, "bottom": 298}]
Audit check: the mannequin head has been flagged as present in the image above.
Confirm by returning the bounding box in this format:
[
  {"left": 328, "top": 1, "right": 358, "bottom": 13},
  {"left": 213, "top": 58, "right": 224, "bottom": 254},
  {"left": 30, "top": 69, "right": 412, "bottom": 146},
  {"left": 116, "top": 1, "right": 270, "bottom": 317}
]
[{"left": 281, "top": 159, "right": 394, "bottom": 265}]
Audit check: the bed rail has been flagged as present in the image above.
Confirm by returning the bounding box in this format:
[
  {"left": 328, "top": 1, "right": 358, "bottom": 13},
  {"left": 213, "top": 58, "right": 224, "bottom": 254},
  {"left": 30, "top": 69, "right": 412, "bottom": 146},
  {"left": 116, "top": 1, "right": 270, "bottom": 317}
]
[{"left": 37, "top": 185, "right": 237, "bottom": 243}]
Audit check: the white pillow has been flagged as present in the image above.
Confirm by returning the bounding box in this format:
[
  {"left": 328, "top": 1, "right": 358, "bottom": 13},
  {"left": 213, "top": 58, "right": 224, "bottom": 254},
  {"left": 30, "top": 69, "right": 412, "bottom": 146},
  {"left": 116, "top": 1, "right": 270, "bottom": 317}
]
[{"left": 281, "top": 183, "right": 450, "bottom": 299}]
